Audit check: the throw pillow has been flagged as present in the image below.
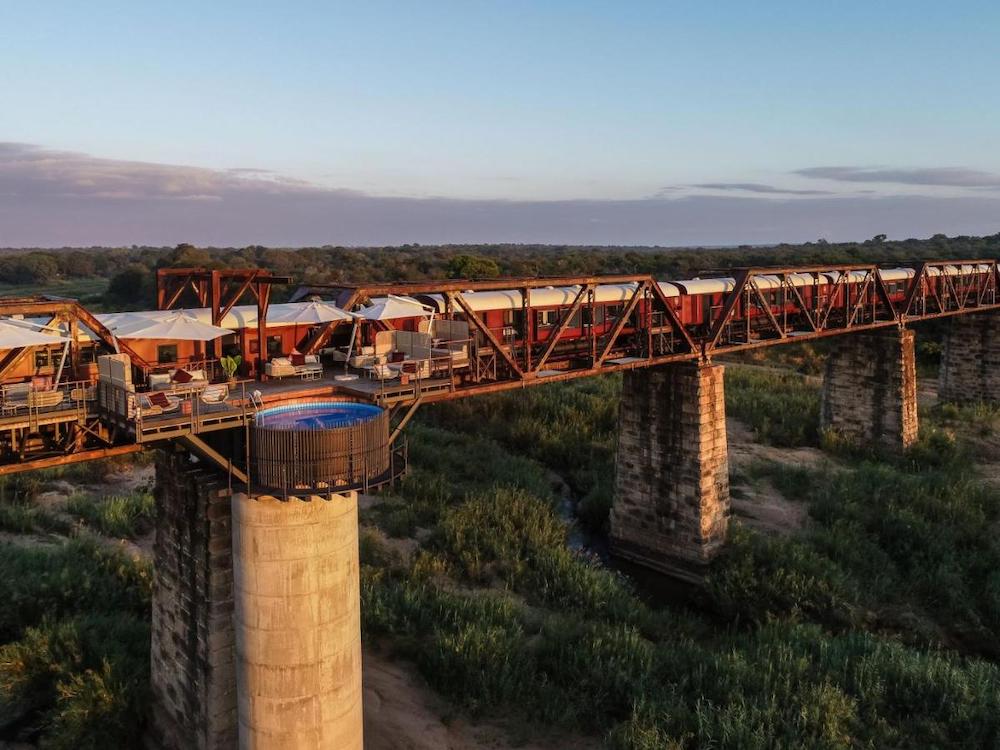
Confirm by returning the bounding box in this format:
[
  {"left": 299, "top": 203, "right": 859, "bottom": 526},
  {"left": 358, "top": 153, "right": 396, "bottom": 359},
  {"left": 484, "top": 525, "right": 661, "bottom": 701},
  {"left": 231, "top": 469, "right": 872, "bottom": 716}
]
[{"left": 172, "top": 369, "right": 193, "bottom": 384}]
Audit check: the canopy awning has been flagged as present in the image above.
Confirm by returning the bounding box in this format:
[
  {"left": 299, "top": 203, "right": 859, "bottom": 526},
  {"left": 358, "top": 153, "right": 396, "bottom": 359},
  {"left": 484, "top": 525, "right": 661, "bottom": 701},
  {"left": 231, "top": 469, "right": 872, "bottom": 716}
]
[
  {"left": 0, "top": 320, "right": 68, "bottom": 349},
  {"left": 266, "top": 301, "right": 355, "bottom": 325},
  {"left": 111, "top": 311, "right": 232, "bottom": 341}
]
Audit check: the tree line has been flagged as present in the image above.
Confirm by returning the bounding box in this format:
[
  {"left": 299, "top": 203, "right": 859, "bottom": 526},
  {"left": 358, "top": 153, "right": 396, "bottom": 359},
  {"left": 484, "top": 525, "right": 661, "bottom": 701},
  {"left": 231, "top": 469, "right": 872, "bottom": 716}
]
[{"left": 1, "top": 233, "right": 999, "bottom": 308}]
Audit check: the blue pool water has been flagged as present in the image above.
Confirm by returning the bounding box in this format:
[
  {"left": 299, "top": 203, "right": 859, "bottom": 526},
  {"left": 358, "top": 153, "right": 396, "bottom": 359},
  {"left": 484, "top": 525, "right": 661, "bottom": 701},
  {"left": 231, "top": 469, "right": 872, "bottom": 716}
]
[{"left": 255, "top": 401, "right": 383, "bottom": 430}]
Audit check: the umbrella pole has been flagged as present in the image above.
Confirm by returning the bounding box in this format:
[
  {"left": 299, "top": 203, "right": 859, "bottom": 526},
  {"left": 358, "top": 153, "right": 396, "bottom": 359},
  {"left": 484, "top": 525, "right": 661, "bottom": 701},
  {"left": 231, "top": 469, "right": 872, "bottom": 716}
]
[
  {"left": 344, "top": 321, "right": 358, "bottom": 372},
  {"left": 54, "top": 340, "right": 70, "bottom": 386}
]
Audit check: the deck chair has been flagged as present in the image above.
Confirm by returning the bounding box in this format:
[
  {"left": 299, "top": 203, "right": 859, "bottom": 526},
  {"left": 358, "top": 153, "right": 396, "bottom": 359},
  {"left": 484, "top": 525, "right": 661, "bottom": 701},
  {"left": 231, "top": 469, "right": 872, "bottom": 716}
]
[
  {"left": 366, "top": 363, "right": 397, "bottom": 381},
  {"left": 200, "top": 384, "right": 229, "bottom": 409},
  {"left": 27, "top": 390, "right": 65, "bottom": 409},
  {"left": 146, "top": 391, "right": 181, "bottom": 413}
]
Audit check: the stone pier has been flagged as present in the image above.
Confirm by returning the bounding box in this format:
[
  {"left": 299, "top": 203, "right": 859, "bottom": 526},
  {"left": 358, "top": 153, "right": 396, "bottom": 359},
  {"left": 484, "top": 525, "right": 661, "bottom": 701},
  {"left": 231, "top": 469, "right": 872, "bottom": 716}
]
[
  {"left": 820, "top": 328, "right": 918, "bottom": 451},
  {"left": 609, "top": 362, "right": 730, "bottom": 582},
  {"left": 148, "top": 449, "right": 237, "bottom": 750},
  {"left": 938, "top": 312, "right": 1000, "bottom": 404}
]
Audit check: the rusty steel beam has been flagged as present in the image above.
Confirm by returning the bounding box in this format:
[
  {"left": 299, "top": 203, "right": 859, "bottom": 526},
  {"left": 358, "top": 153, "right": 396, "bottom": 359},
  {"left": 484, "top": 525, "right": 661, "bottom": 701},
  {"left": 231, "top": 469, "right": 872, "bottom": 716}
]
[
  {"left": 705, "top": 270, "right": 750, "bottom": 353},
  {"left": 647, "top": 281, "right": 696, "bottom": 352},
  {"left": 596, "top": 281, "right": 647, "bottom": 366},
  {"left": 0, "top": 444, "right": 143, "bottom": 476},
  {"left": 533, "top": 285, "right": 589, "bottom": 372},
  {"left": 447, "top": 291, "right": 524, "bottom": 377}
]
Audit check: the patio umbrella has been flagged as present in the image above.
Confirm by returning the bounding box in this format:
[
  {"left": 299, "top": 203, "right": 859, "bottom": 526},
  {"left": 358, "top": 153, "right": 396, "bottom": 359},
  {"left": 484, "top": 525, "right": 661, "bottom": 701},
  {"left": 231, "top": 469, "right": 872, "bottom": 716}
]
[
  {"left": 354, "top": 297, "right": 431, "bottom": 321},
  {"left": 0, "top": 319, "right": 68, "bottom": 348},
  {"left": 342, "top": 296, "right": 435, "bottom": 370},
  {"left": 110, "top": 311, "right": 231, "bottom": 341},
  {"left": 266, "top": 301, "right": 355, "bottom": 325}
]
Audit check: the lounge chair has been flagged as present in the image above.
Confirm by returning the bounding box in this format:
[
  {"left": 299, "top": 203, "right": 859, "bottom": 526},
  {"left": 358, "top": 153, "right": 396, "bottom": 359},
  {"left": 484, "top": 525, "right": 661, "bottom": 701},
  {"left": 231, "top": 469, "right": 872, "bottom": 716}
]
[
  {"left": 149, "top": 368, "right": 209, "bottom": 392},
  {"left": 265, "top": 354, "right": 323, "bottom": 379},
  {"left": 137, "top": 392, "right": 181, "bottom": 417},
  {"left": 200, "top": 384, "right": 229, "bottom": 408},
  {"left": 366, "top": 363, "right": 397, "bottom": 380},
  {"left": 27, "top": 390, "right": 65, "bottom": 409}
]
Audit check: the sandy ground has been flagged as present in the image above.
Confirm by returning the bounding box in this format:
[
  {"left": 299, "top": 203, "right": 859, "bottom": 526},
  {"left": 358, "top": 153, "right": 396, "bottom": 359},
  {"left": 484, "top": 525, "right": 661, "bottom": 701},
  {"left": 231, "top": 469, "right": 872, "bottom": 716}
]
[{"left": 726, "top": 417, "right": 829, "bottom": 536}]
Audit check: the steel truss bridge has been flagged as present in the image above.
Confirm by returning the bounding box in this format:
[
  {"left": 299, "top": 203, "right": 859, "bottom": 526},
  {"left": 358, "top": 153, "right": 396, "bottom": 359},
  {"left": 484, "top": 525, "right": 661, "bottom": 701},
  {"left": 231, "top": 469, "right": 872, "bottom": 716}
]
[{"left": 0, "top": 258, "right": 996, "bottom": 478}]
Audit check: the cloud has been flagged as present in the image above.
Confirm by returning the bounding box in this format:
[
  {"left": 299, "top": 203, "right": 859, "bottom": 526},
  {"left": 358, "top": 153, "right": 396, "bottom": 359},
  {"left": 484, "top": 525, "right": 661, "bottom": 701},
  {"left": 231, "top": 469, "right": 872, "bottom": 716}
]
[
  {"left": 797, "top": 166, "right": 1000, "bottom": 188},
  {"left": 1, "top": 143, "right": 999, "bottom": 247},
  {"left": 0, "top": 142, "right": 337, "bottom": 201},
  {"left": 689, "top": 182, "right": 833, "bottom": 196}
]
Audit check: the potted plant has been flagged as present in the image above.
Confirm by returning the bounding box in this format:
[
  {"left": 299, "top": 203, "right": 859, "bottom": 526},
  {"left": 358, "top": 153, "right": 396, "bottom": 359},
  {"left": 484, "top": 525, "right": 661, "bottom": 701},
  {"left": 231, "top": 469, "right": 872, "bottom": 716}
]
[{"left": 220, "top": 354, "right": 242, "bottom": 385}]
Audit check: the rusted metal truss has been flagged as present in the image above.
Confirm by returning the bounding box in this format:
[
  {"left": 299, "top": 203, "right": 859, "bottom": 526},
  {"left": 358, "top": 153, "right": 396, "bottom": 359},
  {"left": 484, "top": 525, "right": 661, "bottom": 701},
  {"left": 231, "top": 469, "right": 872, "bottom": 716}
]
[
  {"left": 157, "top": 268, "right": 292, "bottom": 374},
  {"left": 292, "top": 260, "right": 1000, "bottom": 399},
  {"left": 702, "top": 260, "right": 1000, "bottom": 355}
]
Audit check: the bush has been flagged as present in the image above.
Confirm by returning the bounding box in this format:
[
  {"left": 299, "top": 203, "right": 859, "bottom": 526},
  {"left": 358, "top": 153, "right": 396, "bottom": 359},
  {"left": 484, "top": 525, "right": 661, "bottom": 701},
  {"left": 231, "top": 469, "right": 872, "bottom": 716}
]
[{"left": 724, "top": 366, "right": 821, "bottom": 446}]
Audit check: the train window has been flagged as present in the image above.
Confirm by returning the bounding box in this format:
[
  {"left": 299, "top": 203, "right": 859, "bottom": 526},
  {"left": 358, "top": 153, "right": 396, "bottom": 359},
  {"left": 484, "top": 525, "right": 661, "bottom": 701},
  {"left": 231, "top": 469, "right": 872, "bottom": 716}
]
[
  {"left": 267, "top": 335, "right": 283, "bottom": 357},
  {"left": 34, "top": 348, "right": 52, "bottom": 369},
  {"left": 569, "top": 310, "right": 582, "bottom": 328},
  {"left": 511, "top": 309, "right": 525, "bottom": 329},
  {"left": 536, "top": 310, "right": 558, "bottom": 327},
  {"left": 583, "top": 307, "right": 606, "bottom": 325},
  {"left": 606, "top": 305, "right": 622, "bottom": 320},
  {"left": 79, "top": 346, "right": 96, "bottom": 364},
  {"left": 157, "top": 344, "right": 178, "bottom": 364}
]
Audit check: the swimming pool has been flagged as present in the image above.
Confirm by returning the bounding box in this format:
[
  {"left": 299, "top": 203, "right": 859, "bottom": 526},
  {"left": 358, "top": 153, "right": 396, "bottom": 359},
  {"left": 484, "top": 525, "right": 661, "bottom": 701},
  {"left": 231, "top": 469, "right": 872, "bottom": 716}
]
[{"left": 255, "top": 401, "right": 383, "bottom": 430}]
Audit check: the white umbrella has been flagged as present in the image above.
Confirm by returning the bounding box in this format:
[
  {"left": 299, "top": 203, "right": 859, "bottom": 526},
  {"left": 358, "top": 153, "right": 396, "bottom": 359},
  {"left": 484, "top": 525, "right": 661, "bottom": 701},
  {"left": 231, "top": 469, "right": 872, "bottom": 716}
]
[
  {"left": 354, "top": 297, "right": 431, "bottom": 321},
  {"left": 267, "top": 301, "right": 355, "bottom": 325},
  {"left": 111, "top": 311, "right": 231, "bottom": 341},
  {"left": 0, "top": 319, "right": 68, "bottom": 348}
]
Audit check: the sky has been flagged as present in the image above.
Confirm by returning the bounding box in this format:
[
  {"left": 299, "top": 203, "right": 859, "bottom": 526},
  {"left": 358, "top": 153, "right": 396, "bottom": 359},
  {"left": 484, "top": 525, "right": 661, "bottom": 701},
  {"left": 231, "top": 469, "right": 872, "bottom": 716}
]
[{"left": 1, "top": 0, "right": 999, "bottom": 247}]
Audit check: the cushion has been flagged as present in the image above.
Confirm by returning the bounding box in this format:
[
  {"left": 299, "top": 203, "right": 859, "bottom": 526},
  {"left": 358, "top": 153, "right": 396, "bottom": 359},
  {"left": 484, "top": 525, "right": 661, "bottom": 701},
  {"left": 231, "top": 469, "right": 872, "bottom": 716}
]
[
  {"left": 290, "top": 353, "right": 306, "bottom": 367},
  {"left": 148, "top": 392, "right": 171, "bottom": 408},
  {"left": 272, "top": 357, "right": 292, "bottom": 367},
  {"left": 304, "top": 354, "right": 319, "bottom": 365},
  {"left": 188, "top": 369, "right": 207, "bottom": 381},
  {"left": 172, "top": 369, "right": 193, "bottom": 384},
  {"left": 148, "top": 373, "right": 171, "bottom": 388}
]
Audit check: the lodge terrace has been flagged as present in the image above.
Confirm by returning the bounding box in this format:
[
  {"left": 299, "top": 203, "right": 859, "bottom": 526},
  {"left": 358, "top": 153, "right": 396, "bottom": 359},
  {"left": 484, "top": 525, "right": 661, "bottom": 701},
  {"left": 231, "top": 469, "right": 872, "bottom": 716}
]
[{"left": 4, "top": 260, "right": 1000, "bottom": 748}]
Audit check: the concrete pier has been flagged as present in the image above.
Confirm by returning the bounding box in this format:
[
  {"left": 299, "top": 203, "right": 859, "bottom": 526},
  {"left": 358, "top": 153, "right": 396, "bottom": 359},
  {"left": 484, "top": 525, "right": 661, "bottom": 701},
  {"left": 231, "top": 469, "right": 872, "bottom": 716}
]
[
  {"left": 609, "top": 362, "right": 730, "bottom": 582},
  {"left": 232, "top": 492, "right": 363, "bottom": 750},
  {"left": 938, "top": 312, "right": 1000, "bottom": 404},
  {"left": 820, "top": 328, "right": 918, "bottom": 451}
]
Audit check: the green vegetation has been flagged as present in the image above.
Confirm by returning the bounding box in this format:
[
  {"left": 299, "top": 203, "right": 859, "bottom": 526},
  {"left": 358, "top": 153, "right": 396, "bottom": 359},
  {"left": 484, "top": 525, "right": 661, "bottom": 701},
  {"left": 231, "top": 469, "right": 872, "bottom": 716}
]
[
  {"left": 66, "top": 492, "right": 155, "bottom": 539},
  {"left": 723, "top": 365, "right": 821, "bottom": 446},
  {"left": 359, "top": 359, "right": 1000, "bottom": 747},
  {"left": 0, "top": 538, "right": 151, "bottom": 747}
]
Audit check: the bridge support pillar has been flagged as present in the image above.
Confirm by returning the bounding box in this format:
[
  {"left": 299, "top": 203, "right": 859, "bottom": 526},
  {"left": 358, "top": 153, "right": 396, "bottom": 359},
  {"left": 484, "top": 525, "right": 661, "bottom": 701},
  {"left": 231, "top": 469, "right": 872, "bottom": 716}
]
[
  {"left": 938, "top": 312, "right": 1000, "bottom": 404},
  {"left": 232, "top": 492, "right": 363, "bottom": 749},
  {"left": 148, "top": 449, "right": 237, "bottom": 750},
  {"left": 609, "top": 361, "right": 730, "bottom": 582},
  {"left": 821, "top": 328, "right": 918, "bottom": 451}
]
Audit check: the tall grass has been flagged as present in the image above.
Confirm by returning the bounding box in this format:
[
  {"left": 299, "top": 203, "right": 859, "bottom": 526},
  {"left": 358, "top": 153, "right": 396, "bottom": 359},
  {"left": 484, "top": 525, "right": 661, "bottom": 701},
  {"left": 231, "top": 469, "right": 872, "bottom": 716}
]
[
  {"left": 0, "top": 537, "right": 152, "bottom": 744},
  {"left": 66, "top": 491, "right": 155, "bottom": 539},
  {"left": 724, "top": 365, "right": 821, "bottom": 446},
  {"left": 361, "top": 368, "right": 1000, "bottom": 746}
]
